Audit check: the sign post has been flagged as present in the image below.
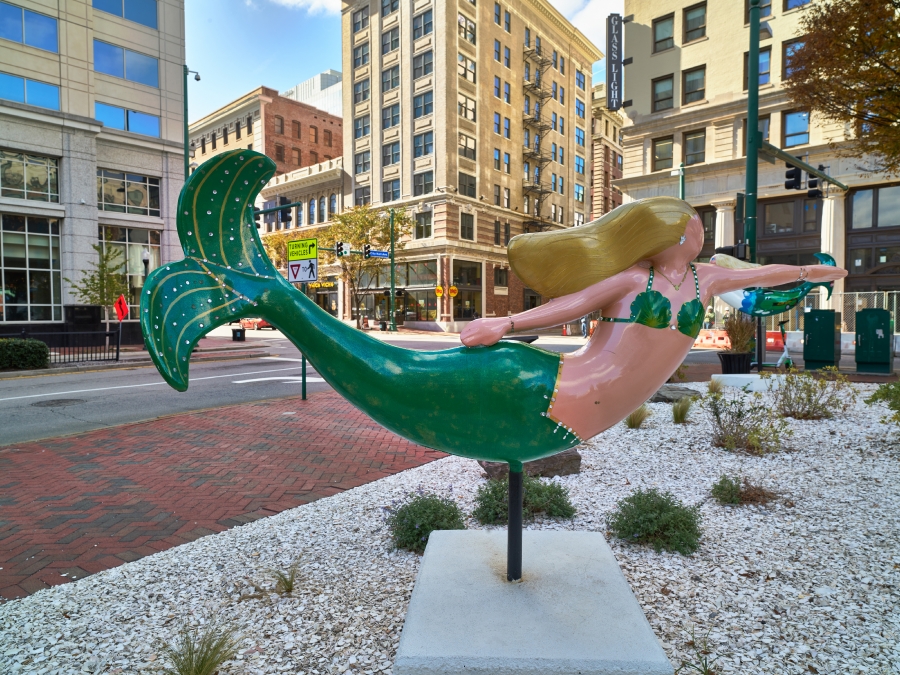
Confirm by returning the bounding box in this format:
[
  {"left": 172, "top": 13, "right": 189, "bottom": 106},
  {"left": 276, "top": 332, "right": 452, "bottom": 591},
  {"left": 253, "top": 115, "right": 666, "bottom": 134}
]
[{"left": 606, "top": 14, "right": 623, "bottom": 111}]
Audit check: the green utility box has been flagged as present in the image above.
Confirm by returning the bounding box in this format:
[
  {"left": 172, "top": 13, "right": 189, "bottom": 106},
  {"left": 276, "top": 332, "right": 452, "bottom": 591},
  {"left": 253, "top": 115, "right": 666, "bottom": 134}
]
[
  {"left": 855, "top": 308, "right": 895, "bottom": 374},
  {"left": 803, "top": 309, "right": 841, "bottom": 370}
]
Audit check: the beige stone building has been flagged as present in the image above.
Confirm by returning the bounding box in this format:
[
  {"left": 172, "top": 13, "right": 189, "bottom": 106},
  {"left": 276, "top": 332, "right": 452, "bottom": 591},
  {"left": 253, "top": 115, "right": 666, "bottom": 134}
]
[
  {"left": 0, "top": 0, "right": 185, "bottom": 339},
  {"left": 590, "top": 83, "right": 624, "bottom": 219},
  {"left": 336, "top": 0, "right": 601, "bottom": 330},
  {"left": 618, "top": 0, "right": 900, "bottom": 331}
]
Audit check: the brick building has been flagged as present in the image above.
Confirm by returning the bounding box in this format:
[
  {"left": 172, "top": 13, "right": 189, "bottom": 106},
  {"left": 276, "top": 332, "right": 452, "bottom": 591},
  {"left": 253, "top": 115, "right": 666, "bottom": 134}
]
[
  {"left": 188, "top": 85, "right": 343, "bottom": 177},
  {"left": 590, "top": 83, "right": 625, "bottom": 220}
]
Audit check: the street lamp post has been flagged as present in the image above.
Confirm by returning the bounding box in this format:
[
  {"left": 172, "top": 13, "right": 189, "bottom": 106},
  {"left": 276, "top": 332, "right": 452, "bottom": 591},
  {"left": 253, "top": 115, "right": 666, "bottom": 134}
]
[
  {"left": 183, "top": 66, "right": 200, "bottom": 181},
  {"left": 142, "top": 248, "right": 150, "bottom": 280}
]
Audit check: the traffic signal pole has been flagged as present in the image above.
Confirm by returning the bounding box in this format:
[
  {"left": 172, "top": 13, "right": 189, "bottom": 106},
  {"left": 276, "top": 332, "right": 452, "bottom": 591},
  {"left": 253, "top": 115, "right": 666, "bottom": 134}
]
[
  {"left": 389, "top": 209, "right": 397, "bottom": 332},
  {"left": 745, "top": 0, "right": 765, "bottom": 372}
]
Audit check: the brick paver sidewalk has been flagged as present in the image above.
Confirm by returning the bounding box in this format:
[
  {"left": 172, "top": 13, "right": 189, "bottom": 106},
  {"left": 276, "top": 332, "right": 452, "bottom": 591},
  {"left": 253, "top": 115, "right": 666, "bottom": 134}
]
[{"left": 0, "top": 393, "right": 445, "bottom": 600}]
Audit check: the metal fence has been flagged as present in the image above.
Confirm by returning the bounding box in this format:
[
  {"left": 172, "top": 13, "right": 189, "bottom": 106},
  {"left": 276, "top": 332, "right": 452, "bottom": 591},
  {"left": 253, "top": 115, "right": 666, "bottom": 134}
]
[
  {"left": 837, "top": 291, "right": 900, "bottom": 334},
  {"left": 0, "top": 325, "right": 122, "bottom": 364},
  {"left": 762, "top": 294, "right": 821, "bottom": 332}
]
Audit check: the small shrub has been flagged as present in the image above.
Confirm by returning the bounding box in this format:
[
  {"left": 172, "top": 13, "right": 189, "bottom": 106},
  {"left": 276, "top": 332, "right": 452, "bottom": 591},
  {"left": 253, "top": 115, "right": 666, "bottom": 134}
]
[
  {"left": 707, "top": 378, "right": 723, "bottom": 394},
  {"left": 624, "top": 404, "right": 651, "bottom": 429},
  {"left": 0, "top": 338, "right": 49, "bottom": 370},
  {"left": 606, "top": 488, "right": 702, "bottom": 555},
  {"left": 865, "top": 380, "right": 900, "bottom": 424},
  {"left": 700, "top": 391, "right": 790, "bottom": 454},
  {"left": 672, "top": 397, "right": 693, "bottom": 424},
  {"left": 722, "top": 312, "right": 755, "bottom": 353},
  {"left": 387, "top": 493, "right": 466, "bottom": 553},
  {"left": 269, "top": 562, "right": 300, "bottom": 595},
  {"left": 472, "top": 474, "right": 576, "bottom": 525},
  {"left": 161, "top": 622, "right": 240, "bottom": 675},
  {"left": 711, "top": 475, "right": 742, "bottom": 505},
  {"left": 739, "top": 479, "right": 777, "bottom": 506},
  {"left": 766, "top": 367, "right": 855, "bottom": 420}
]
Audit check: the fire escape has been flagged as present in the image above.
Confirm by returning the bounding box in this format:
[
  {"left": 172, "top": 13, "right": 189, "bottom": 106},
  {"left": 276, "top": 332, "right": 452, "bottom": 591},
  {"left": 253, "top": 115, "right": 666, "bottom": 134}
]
[{"left": 522, "top": 43, "right": 552, "bottom": 232}]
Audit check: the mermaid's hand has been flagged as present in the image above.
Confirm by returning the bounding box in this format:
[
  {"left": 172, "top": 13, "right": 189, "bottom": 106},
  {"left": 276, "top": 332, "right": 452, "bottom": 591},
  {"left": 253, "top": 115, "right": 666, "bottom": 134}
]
[
  {"left": 805, "top": 265, "right": 847, "bottom": 283},
  {"left": 461, "top": 317, "right": 509, "bottom": 347}
]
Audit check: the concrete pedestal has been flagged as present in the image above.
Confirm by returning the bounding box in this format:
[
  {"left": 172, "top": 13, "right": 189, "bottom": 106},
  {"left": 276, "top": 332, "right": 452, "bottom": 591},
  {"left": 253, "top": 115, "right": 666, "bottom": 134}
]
[
  {"left": 394, "top": 531, "right": 673, "bottom": 675},
  {"left": 711, "top": 373, "right": 785, "bottom": 391}
]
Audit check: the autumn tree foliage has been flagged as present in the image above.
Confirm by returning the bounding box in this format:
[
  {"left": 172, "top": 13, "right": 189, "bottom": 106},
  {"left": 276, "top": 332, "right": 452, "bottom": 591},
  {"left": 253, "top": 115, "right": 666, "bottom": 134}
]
[{"left": 782, "top": 0, "right": 900, "bottom": 175}]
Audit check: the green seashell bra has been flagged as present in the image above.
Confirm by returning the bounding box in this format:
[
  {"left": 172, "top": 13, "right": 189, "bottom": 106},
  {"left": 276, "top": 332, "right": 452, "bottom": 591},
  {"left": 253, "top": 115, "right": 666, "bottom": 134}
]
[{"left": 599, "top": 264, "right": 705, "bottom": 338}]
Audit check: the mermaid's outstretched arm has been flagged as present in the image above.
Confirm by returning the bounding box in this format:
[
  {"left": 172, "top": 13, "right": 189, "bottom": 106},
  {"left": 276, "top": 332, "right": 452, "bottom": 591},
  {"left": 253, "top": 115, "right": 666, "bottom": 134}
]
[
  {"left": 461, "top": 269, "right": 643, "bottom": 347},
  {"left": 706, "top": 263, "right": 846, "bottom": 296}
]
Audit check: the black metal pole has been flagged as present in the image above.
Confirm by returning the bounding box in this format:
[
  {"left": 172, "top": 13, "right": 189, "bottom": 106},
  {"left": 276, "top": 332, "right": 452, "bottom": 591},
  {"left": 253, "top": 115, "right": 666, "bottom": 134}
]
[
  {"left": 756, "top": 316, "right": 764, "bottom": 371},
  {"left": 507, "top": 467, "right": 523, "bottom": 581},
  {"left": 116, "top": 322, "right": 122, "bottom": 362}
]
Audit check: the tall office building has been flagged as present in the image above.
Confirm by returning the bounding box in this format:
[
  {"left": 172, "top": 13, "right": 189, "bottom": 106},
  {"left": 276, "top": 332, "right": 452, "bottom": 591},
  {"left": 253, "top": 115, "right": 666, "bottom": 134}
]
[
  {"left": 282, "top": 70, "right": 343, "bottom": 117},
  {"left": 340, "top": 0, "right": 601, "bottom": 330},
  {"left": 590, "top": 83, "right": 624, "bottom": 219},
  {"left": 618, "top": 0, "right": 900, "bottom": 320},
  {"left": 0, "top": 0, "right": 185, "bottom": 337}
]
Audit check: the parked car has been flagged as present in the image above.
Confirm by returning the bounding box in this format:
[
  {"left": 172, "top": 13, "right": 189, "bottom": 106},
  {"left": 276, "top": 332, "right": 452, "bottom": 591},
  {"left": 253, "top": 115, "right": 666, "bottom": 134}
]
[{"left": 239, "top": 318, "right": 276, "bottom": 330}]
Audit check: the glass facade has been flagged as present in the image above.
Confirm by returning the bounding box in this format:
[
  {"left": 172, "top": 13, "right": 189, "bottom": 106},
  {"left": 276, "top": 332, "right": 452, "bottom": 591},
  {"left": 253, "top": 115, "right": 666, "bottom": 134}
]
[
  {"left": 97, "top": 169, "right": 160, "bottom": 216},
  {"left": 1, "top": 150, "right": 59, "bottom": 202},
  {"left": 98, "top": 226, "right": 161, "bottom": 318},
  {"left": 1, "top": 214, "right": 61, "bottom": 323}
]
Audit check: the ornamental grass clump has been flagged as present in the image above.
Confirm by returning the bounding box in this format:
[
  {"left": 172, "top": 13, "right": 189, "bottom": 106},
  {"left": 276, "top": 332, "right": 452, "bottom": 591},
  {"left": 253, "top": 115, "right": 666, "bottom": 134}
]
[
  {"left": 606, "top": 488, "right": 702, "bottom": 555},
  {"left": 722, "top": 312, "right": 755, "bottom": 353},
  {"left": 707, "top": 378, "right": 723, "bottom": 394},
  {"left": 700, "top": 391, "right": 790, "bottom": 454},
  {"left": 387, "top": 493, "right": 466, "bottom": 554},
  {"left": 711, "top": 475, "right": 777, "bottom": 506},
  {"left": 472, "top": 474, "right": 576, "bottom": 525},
  {"left": 161, "top": 622, "right": 240, "bottom": 675},
  {"left": 672, "top": 396, "right": 694, "bottom": 424},
  {"left": 765, "top": 367, "right": 855, "bottom": 420},
  {"left": 269, "top": 561, "right": 301, "bottom": 595},
  {"left": 864, "top": 380, "right": 900, "bottom": 424},
  {"left": 624, "top": 404, "right": 651, "bottom": 429}
]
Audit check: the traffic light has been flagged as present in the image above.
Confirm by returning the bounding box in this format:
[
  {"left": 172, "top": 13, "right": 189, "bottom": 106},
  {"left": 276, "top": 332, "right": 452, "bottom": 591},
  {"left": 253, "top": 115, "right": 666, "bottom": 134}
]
[
  {"left": 395, "top": 289, "right": 405, "bottom": 298},
  {"left": 383, "top": 289, "right": 390, "bottom": 297},
  {"left": 363, "top": 244, "right": 371, "bottom": 258},
  {"left": 252, "top": 206, "right": 262, "bottom": 228},
  {"left": 335, "top": 241, "right": 346, "bottom": 257},
  {"left": 807, "top": 164, "right": 825, "bottom": 199},
  {"left": 278, "top": 196, "right": 292, "bottom": 225},
  {"left": 784, "top": 162, "right": 802, "bottom": 190}
]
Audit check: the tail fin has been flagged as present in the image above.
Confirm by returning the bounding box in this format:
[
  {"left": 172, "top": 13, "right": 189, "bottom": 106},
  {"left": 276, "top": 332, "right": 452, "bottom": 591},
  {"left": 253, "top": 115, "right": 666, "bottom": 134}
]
[
  {"left": 813, "top": 252, "right": 836, "bottom": 300},
  {"left": 141, "top": 150, "right": 279, "bottom": 390}
]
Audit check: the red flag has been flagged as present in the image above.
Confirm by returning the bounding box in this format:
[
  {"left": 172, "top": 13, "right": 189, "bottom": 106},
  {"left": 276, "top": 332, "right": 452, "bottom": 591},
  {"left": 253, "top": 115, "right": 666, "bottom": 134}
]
[{"left": 114, "top": 294, "right": 129, "bottom": 322}]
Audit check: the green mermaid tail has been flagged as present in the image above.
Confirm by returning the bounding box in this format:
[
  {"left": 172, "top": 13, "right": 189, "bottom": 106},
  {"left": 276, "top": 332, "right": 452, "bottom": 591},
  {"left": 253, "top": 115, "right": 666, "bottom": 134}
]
[{"left": 141, "top": 150, "right": 578, "bottom": 466}]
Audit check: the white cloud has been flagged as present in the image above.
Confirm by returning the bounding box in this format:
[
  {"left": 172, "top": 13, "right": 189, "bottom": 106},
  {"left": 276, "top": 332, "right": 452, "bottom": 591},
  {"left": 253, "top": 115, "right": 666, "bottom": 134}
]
[{"left": 267, "top": 0, "right": 340, "bottom": 15}]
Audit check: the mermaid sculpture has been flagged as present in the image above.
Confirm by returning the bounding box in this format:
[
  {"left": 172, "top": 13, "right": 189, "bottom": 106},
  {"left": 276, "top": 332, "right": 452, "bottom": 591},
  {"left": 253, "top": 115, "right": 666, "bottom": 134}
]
[{"left": 141, "top": 150, "right": 846, "bottom": 469}]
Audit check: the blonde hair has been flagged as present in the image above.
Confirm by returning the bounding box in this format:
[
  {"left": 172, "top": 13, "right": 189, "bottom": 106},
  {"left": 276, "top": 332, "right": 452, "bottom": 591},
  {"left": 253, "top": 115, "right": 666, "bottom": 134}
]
[{"left": 508, "top": 197, "right": 697, "bottom": 298}]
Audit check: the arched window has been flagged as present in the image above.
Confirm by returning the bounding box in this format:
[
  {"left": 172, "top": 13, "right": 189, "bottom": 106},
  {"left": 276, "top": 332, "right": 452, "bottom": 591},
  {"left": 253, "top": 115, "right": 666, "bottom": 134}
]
[
  {"left": 318, "top": 197, "right": 326, "bottom": 222},
  {"left": 296, "top": 201, "right": 303, "bottom": 226},
  {"left": 329, "top": 193, "right": 337, "bottom": 214},
  {"left": 309, "top": 199, "right": 316, "bottom": 224}
]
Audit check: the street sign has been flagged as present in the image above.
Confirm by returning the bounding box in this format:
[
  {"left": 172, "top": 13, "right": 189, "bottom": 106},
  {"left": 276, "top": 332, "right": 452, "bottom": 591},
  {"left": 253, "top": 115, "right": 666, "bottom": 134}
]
[
  {"left": 288, "top": 238, "right": 318, "bottom": 283},
  {"left": 368, "top": 250, "right": 390, "bottom": 259},
  {"left": 435, "top": 286, "right": 444, "bottom": 297},
  {"left": 606, "top": 14, "right": 623, "bottom": 111},
  {"left": 114, "top": 294, "right": 128, "bottom": 321},
  {"left": 448, "top": 285, "right": 459, "bottom": 298}
]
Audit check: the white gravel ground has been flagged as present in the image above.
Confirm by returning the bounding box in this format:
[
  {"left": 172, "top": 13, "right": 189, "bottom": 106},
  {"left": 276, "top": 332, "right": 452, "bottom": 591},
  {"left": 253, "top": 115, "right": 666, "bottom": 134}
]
[{"left": 1, "top": 383, "right": 898, "bottom": 675}]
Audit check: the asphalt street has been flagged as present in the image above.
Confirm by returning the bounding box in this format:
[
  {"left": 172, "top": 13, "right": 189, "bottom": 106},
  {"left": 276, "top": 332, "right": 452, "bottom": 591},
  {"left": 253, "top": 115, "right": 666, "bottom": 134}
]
[{"left": 0, "top": 330, "right": 722, "bottom": 445}]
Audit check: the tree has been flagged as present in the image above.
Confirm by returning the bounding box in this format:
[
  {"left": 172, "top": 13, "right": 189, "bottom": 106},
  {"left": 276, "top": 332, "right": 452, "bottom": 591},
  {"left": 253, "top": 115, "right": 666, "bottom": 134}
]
[
  {"left": 319, "top": 205, "right": 413, "bottom": 328},
  {"left": 65, "top": 241, "right": 129, "bottom": 332},
  {"left": 261, "top": 230, "right": 305, "bottom": 271},
  {"left": 782, "top": 0, "right": 900, "bottom": 175}
]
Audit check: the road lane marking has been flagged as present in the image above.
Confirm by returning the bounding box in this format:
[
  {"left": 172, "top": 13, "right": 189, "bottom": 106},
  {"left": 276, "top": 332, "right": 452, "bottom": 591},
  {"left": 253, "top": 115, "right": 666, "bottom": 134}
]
[
  {"left": 0, "top": 367, "right": 308, "bottom": 403},
  {"left": 232, "top": 377, "right": 326, "bottom": 384}
]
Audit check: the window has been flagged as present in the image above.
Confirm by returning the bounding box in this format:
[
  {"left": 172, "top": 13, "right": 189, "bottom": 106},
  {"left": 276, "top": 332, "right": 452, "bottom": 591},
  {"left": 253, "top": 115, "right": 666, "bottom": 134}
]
[
  {"left": 324, "top": 130, "right": 332, "bottom": 147},
  {"left": 652, "top": 136, "right": 673, "bottom": 171},
  {"left": 415, "top": 131, "right": 434, "bottom": 157},
  {"left": 784, "top": 0, "right": 811, "bottom": 8},
  {"left": 743, "top": 47, "right": 772, "bottom": 89},
  {"left": 494, "top": 76, "right": 501, "bottom": 98},
  {"left": 383, "top": 103, "right": 400, "bottom": 128},
  {"left": 458, "top": 133, "right": 476, "bottom": 160},
  {"left": 92, "top": 0, "right": 157, "bottom": 29},
  {"left": 413, "top": 171, "right": 433, "bottom": 196},
  {"left": 458, "top": 172, "right": 476, "bottom": 197},
  {"left": 783, "top": 39, "right": 804, "bottom": 79},
  {"left": 382, "top": 66, "right": 399, "bottom": 91},
  {"left": 576, "top": 70, "right": 585, "bottom": 90},
  {"left": 559, "top": 148, "right": 564, "bottom": 165},
  {"left": 355, "top": 186, "right": 370, "bottom": 206},
  {"left": 382, "top": 142, "right": 400, "bottom": 166},
  {"left": 494, "top": 39, "right": 501, "bottom": 61},
  {"left": 383, "top": 179, "right": 400, "bottom": 202},
  {"left": 413, "top": 10, "right": 433, "bottom": 39},
  {"left": 458, "top": 93, "right": 476, "bottom": 121},
  {"left": 354, "top": 150, "right": 371, "bottom": 174},
  {"left": 683, "top": 3, "right": 706, "bottom": 42},
  {"left": 274, "top": 144, "right": 285, "bottom": 162},
  {"left": 560, "top": 117, "right": 565, "bottom": 134},
  {"left": 0, "top": 151, "right": 57, "bottom": 203},
  {"left": 575, "top": 127, "right": 585, "bottom": 147},
  {"left": 683, "top": 129, "right": 705, "bottom": 165},
  {"left": 308, "top": 199, "right": 317, "bottom": 224},
  {"left": 309, "top": 151, "right": 318, "bottom": 163},
  {"left": 525, "top": 27, "right": 530, "bottom": 47},
  {"left": 850, "top": 185, "right": 900, "bottom": 230},
  {"left": 574, "top": 155, "right": 585, "bottom": 175},
  {"left": 551, "top": 174, "right": 557, "bottom": 192},
  {"left": 494, "top": 2, "right": 501, "bottom": 24},
  {"left": 353, "top": 79, "right": 370, "bottom": 103},
  {"left": 551, "top": 112, "right": 557, "bottom": 131},
  {"left": 493, "top": 148, "right": 502, "bottom": 170},
  {"left": 270, "top": 116, "right": 283, "bottom": 135},
  {"left": 354, "top": 115, "right": 370, "bottom": 138},
  {"left": 494, "top": 184, "right": 501, "bottom": 205},
  {"left": 413, "top": 91, "right": 433, "bottom": 118},
  {"left": 0, "top": 72, "right": 59, "bottom": 110},
  {"left": 95, "top": 102, "right": 159, "bottom": 136},
  {"left": 494, "top": 266, "right": 508, "bottom": 285},
  {"left": 291, "top": 120, "right": 301, "bottom": 138},
  {"left": 460, "top": 213, "right": 474, "bottom": 240},
  {"left": 292, "top": 148, "right": 301, "bottom": 165},
  {"left": 653, "top": 15, "right": 674, "bottom": 52},
  {"left": 493, "top": 112, "right": 501, "bottom": 134},
  {"left": 503, "top": 153, "right": 510, "bottom": 173},
  {"left": 552, "top": 50, "right": 558, "bottom": 69},
  {"left": 741, "top": 115, "right": 771, "bottom": 155},
  {"left": 352, "top": 6, "right": 369, "bottom": 32},
  {"left": 575, "top": 98, "right": 585, "bottom": 118},
  {"left": 309, "top": 125, "right": 318, "bottom": 143},
  {"left": 458, "top": 53, "right": 476, "bottom": 82},
  {"left": 382, "top": 27, "right": 399, "bottom": 53},
  {"left": 0, "top": 2, "right": 58, "bottom": 51},
  {"left": 415, "top": 212, "right": 432, "bottom": 239},
  {"left": 319, "top": 198, "right": 325, "bottom": 223},
  {"left": 574, "top": 212, "right": 584, "bottom": 227},
  {"left": 744, "top": 0, "right": 773, "bottom": 22},
  {"left": 574, "top": 184, "right": 585, "bottom": 203},
  {"left": 413, "top": 51, "right": 433, "bottom": 79},
  {"left": 504, "top": 47, "right": 510, "bottom": 67},
  {"left": 353, "top": 42, "right": 369, "bottom": 67},
  {"left": 560, "top": 56, "right": 565, "bottom": 74},
  {"left": 247, "top": 115, "right": 253, "bottom": 134},
  {"left": 783, "top": 111, "right": 809, "bottom": 147},
  {"left": 559, "top": 86, "right": 565, "bottom": 105},
  {"left": 458, "top": 13, "right": 476, "bottom": 44},
  {"left": 0, "top": 213, "right": 62, "bottom": 322},
  {"left": 96, "top": 168, "right": 160, "bottom": 216},
  {"left": 551, "top": 143, "right": 557, "bottom": 162},
  {"left": 503, "top": 81, "right": 510, "bottom": 103},
  {"left": 552, "top": 82, "right": 558, "bottom": 100},
  {"left": 503, "top": 117, "right": 510, "bottom": 139},
  {"left": 382, "top": 0, "right": 398, "bottom": 15},
  {"left": 683, "top": 66, "right": 705, "bottom": 104},
  {"left": 93, "top": 40, "right": 157, "bottom": 87},
  {"left": 503, "top": 187, "right": 510, "bottom": 207},
  {"left": 235, "top": 120, "right": 242, "bottom": 140}
]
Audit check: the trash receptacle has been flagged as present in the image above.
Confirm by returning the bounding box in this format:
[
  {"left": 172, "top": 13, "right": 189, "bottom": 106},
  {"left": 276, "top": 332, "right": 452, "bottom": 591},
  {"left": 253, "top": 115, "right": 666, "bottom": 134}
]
[
  {"left": 803, "top": 309, "right": 840, "bottom": 370},
  {"left": 380, "top": 320, "right": 387, "bottom": 331},
  {"left": 232, "top": 327, "right": 245, "bottom": 342},
  {"left": 856, "top": 308, "right": 894, "bottom": 374}
]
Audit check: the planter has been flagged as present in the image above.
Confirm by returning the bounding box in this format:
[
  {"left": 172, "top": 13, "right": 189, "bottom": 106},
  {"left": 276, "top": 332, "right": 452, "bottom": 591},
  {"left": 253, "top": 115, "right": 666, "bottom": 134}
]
[{"left": 718, "top": 351, "right": 752, "bottom": 374}]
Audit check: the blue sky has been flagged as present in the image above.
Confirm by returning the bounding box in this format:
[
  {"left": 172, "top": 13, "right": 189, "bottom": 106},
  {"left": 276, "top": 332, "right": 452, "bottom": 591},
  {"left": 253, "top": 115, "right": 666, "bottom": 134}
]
[{"left": 186, "top": 0, "right": 623, "bottom": 122}]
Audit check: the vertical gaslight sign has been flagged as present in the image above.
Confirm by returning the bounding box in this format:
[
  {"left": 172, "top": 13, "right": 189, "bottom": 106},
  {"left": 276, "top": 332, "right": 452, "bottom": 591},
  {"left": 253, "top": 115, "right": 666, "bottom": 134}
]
[{"left": 606, "top": 13, "right": 623, "bottom": 111}]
